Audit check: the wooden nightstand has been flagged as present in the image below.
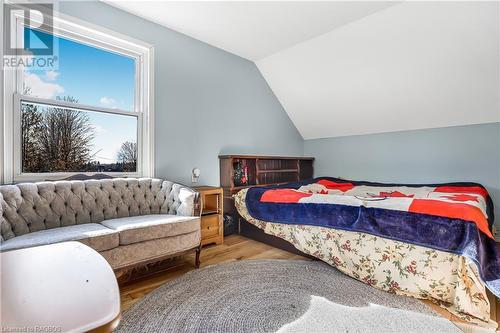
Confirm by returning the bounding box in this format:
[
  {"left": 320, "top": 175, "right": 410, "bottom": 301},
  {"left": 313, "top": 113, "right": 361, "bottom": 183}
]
[{"left": 194, "top": 186, "right": 224, "bottom": 247}]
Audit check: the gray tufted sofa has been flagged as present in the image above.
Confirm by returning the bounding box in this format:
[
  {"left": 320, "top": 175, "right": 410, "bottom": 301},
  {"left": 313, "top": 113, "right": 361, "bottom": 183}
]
[{"left": 0, "top": 178, "right": 201, "bottom": 270}]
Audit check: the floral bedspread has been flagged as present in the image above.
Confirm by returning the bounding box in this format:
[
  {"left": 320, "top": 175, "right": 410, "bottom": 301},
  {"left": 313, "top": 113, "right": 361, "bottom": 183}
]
[{"left": 235, "top": 189, "right": 497, "bottom": 329}]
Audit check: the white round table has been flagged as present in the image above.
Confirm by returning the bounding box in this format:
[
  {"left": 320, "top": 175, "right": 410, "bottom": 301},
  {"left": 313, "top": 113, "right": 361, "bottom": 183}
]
[{"left": 1, "top": 241, "right": 121, "bottom": 332}]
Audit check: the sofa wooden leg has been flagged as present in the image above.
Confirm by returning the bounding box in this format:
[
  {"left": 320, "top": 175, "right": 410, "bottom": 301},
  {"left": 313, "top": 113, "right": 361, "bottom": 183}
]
[{"left": 195, "top": 244, "right": 202, "bottom": 268}]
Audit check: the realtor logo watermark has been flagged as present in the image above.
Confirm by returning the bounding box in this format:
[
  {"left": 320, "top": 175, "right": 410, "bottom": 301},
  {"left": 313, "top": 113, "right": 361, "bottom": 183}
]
[{"left": 3, "top": 2, "right": 58, "bottom": 70}]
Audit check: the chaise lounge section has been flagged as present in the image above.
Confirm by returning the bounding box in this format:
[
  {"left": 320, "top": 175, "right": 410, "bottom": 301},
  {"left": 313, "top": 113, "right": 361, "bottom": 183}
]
[{"left": 0, "top": 178, "right": 201, "bottom": 270}]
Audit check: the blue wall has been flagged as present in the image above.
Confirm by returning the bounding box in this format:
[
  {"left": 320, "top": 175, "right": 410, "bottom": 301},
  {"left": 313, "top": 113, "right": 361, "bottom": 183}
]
[
  {"left": 55, "top": 1, "right": 303, "bottom": 186},
  {"left": 304, "top": 123, "right": 500, "bottom": 229}
]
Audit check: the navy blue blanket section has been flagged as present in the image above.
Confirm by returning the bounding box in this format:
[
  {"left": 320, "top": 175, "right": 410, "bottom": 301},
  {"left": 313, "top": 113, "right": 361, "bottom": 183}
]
[{"left": 245, "top": 177, "right": 500, "bottom": 297}]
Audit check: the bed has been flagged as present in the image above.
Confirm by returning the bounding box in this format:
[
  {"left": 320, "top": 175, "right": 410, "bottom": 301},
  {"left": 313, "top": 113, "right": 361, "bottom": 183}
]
[{"left": 234, "top": 177, "right": 500, "bottom": 328}]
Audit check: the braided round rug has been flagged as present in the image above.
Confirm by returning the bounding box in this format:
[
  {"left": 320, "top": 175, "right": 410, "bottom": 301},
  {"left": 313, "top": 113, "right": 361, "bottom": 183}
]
[{"left": 117, "top": 259, "right": 460, "bottom": 333}]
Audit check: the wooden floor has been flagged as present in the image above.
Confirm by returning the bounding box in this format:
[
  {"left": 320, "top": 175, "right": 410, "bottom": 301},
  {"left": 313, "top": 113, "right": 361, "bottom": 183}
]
[{"left": 120, "top": 235, "right": 499, "bottom": 332}]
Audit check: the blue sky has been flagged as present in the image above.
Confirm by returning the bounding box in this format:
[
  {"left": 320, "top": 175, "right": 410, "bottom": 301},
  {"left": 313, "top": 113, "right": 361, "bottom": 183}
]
[
  {"left": 25, "top": 28, "right": 137, "bottom": 163},
  {"left": 83, "top": 111, "right": 137, "bottom": 164}
]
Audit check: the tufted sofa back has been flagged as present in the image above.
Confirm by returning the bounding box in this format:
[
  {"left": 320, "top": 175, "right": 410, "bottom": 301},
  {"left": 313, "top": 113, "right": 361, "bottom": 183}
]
[{"left": 0, "top": 178, "right": 196, "bottom": 241}]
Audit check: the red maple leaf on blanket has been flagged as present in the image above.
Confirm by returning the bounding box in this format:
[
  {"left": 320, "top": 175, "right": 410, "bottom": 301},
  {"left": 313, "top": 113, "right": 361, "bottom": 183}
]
[
  {"left": 434, "top": 186, "right": 488, "bottom": 199},
  {"left": 316, "top": 180, "right": 354, "bottom": 192},
  {"left": 308, "top": 189, "right": 339, "bottom": 195},
  {"left": 442, "top": 194, "right": 479, "bottom": 203},
  {"left": 378, "top": 191, "right": 414, "bottom": 198}
]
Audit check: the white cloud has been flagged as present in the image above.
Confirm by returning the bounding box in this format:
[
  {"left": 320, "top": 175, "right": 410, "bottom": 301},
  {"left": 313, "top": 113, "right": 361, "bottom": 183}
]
[
  {"left": 92, "top": 124, "right": 107, "bottom": 134},
  {"left": 99, "top": 96, "right": 116, "bottom": 106},
  {"left": 44, "top": 70, "right": 60, "bottom": 81},
  {"left": 23, "top": 72, "right": 64, "bottom": 99}
]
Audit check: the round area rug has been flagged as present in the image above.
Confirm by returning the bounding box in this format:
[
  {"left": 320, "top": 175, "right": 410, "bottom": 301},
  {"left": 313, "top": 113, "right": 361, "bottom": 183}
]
[{"left": 117, "top": 259, "right": 460, "bottom": 333}]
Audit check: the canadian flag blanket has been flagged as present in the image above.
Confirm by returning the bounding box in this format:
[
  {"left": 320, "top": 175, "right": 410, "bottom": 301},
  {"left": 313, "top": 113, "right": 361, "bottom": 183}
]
[{"left": 244, "top": 177, "right": 500, "bottom": 297}]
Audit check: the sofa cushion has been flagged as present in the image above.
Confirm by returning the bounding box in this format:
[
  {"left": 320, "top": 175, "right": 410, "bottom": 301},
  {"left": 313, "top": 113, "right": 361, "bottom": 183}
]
[
  {"left": 100, "top": 230, "right": 201, "bottom": 270},
  {"left": 0, "top": 224, "right": 119, "bottom": 252},
  {"left": 101, "top": 214, "right": 200, "bottom": 246}
]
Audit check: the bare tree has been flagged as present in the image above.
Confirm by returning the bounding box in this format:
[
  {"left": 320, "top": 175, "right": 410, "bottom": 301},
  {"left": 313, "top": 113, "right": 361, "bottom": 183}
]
[
  {"left": 21, "top": 86, "right": 44, "bottom": 172},
  {"left": 21, "top": 83, "right": 97, "bottom": 173},
  {"left": 21, "top": 101, "right": 44, "bottom": 172},
  {"left": 117, "top": 141, "right": 137, "bottom": 171},
  {"left": 20, "top": 96, "right": 95, "bottom": 172},
  {"left": 37, "top": 109, "right": 95, "bottom": 171}
]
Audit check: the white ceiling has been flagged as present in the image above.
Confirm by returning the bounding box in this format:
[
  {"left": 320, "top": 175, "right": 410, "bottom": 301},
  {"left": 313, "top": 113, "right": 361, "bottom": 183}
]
[
  {"left": 257, "top": 1, "right": 500, "bottom": 139},
  {"left": 104, "top": 1, "right": 500, "bottom": 139},
  {"left": 103, "top": 1, "right": 395, "bottom": 61}
]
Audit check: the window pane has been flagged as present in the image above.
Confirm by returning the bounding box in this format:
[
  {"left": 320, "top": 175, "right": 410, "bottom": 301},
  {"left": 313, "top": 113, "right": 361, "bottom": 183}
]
[
  {"left": 23, "top": 28, "right": 136, "bottom": 111},
  {"left": 21, "top": 101, "right": 138, "bottom": 173}
]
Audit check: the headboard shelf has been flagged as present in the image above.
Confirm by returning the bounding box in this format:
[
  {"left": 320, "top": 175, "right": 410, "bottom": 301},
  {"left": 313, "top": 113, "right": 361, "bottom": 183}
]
[{"left": 219, "top": 155, "right": 314, "bottom": 214}]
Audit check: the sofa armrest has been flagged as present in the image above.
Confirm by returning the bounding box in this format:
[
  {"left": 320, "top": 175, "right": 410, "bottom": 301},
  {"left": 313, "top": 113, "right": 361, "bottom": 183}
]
[{"left": 161, "top": 181, "right": 200, "bottom": 217}]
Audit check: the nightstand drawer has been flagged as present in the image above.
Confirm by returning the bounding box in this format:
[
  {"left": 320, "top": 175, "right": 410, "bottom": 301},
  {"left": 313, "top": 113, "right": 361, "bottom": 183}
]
[
  {"left": 201, "top": 215, "right": 220, "bottom": 238},
  {"left": 195, "top": 186, "right": 224, "bottom": 246}
]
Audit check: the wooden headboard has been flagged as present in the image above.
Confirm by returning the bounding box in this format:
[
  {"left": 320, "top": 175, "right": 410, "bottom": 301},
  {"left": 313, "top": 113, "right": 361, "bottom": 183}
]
[{"left": 219, "top": 155, "right": 314, "bottom": 215}]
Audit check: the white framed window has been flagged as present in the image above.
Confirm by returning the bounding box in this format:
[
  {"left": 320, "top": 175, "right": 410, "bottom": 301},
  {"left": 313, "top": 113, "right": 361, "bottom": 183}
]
[{"left": 2, "top": 2, "right": 154, "bottom": 183}]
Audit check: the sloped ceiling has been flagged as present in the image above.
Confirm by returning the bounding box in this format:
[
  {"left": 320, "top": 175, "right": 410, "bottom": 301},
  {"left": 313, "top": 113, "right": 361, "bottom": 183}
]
[
  {"left": 104, "top": 1, "right": 500, "bottom": 139},
  {"left": 103, "top": 1, "right": 396, "bottom": 61},
  {"left": 257, "top": 1, "right": 500, "bottom": 139}
]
